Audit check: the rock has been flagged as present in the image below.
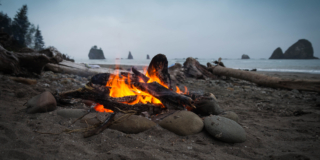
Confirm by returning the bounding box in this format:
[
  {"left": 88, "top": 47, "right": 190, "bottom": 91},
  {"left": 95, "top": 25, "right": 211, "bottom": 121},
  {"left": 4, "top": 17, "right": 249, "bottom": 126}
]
[
  {"left": 284, "top": 39, "right": 318, "bottom": 59},
  {"left": 147, "top": 54, "right": 150, "bottom": 59},
  {"left": 159, "top": 111, "right": 204, "bottom": 136},
  {"left": 250, "top": 68, "right": 257, "bottom": 71},
  {"left": 80, "top": 112, "right": 111, "bottom": 125},
  {"left": 88, "top": 45, "right": 106, "bottom": 59},
  {"left": 291, "top": 89, "right": 300, "bottom": 94},
  {"left": 16, "top": 91, "right": 25, "bottom": 98},
  {"left": 128, "top": 51, "right": 133, "bottom": 59},
  {"left": 26, "top": 91, "right": 57, "bottom": 114},
  {"left": 241, "top": 54, "right": 250, "bottom": 59},
  {"left": 269, "top": 47, "right": 284, "bottom": 59},
  {"left": 219, "top": 111, "right": 239, "bottom": 123},
  {"left": 270, "top": 39, "right": 318, "bottom": 59},
  {"left": 195, "top": 93, "right": 223, "bottom": 115},
  {"left": 110, "top": 114, "right": 156, "bottom": 134},
  {"left": 204, "top": 115, "right": 246, "bottom": 143},
  {"left": 57, "top": 109, "right": 87, "bottom": 118}
]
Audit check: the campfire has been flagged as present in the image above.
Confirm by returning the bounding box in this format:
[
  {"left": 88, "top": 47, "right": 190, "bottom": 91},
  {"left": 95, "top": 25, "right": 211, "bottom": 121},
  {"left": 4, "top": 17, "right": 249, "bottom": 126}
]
[
  {"left": 57, "top": 54, "right": 196, "bottom": 137},
  {"left": 94, "top": 66, "right": 189, "bottom": 112}
]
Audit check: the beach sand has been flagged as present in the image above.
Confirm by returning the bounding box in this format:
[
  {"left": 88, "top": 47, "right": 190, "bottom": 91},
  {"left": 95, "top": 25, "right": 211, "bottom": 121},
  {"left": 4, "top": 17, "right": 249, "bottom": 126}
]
[{"left": 0, "top": 70, "right": 319, "bottom": 160}]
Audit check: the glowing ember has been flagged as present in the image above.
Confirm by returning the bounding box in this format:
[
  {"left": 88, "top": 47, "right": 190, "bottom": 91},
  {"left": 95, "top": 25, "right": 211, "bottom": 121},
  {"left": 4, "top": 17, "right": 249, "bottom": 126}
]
[{"left": 94, "top": 103, "right": 114, "bottom": 113}]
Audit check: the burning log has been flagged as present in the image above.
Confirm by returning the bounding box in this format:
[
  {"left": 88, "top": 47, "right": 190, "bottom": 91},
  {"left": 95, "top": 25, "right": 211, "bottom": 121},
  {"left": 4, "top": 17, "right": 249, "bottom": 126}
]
[
  {"left": 208, "top": 65, "right": 320, "bottom": 92},
  {"left": 183, "top": 57, "right": 217, "bottom": 80},
  {"left": 147, "top": 54, "right": 172, "bottom": 89}
]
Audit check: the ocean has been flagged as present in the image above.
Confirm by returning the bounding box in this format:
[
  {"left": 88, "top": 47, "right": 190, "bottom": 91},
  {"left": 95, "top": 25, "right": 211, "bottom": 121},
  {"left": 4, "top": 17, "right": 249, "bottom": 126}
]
[{"left": 74, "top": 58, "right": 320, "bottom": 74}]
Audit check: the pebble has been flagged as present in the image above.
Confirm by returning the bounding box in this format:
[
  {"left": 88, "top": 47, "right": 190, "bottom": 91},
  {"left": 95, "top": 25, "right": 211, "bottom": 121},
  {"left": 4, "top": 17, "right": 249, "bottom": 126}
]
[
  {"left": 26, "top": 91, "right": 57, "bottom": 114},
  {"left": 204, "top": 115, "right": 246, "bottom": 143},
  {"left": 159, "top": 111, "right": 204, "bottom": 136}
]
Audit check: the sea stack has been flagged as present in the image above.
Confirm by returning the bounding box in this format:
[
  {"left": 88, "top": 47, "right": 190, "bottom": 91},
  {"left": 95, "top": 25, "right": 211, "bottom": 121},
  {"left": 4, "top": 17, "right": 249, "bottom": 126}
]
[
  {"left": 269, "top": 39, "right": 318, "bottom": 59},
  {"left": 147, "top": 54, "right": 150, "bottom": 59},
  {"left": 241, "top": 54, "right": 250, "bottom": 59},
  {"left": 269, "top": 47, "right": 283, "bottom": 59},
  {"left": 88, "top": 45, "right": 105, "bottom": 59},
  {"left": 128, "top": 51, "right": 133, "bottom": 59}
]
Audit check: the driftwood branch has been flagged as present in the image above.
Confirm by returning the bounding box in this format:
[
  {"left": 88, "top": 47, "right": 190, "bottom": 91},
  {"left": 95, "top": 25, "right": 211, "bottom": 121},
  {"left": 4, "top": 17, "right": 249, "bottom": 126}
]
[
  {"left": 183, "top": 57, "right": 217, "bottom": 80},
  {"left": 209, "top": 65, "right": 320, "bottom": 92}
]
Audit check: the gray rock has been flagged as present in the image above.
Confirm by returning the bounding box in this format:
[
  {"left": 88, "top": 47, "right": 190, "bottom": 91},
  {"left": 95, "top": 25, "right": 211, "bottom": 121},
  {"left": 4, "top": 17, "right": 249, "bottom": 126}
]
[
  {"left": 26, "top": 91, "right": 57, "bottom": 114},
  {"left": 80, "top": 112, "right": 111, "bottom": 125},
  {"left": 57, "top": 109, "right": 87, "bottom": 118},
  {"left": 195, "top": 93, "right": 223, "bottom": 115},
  {"left": 110, "top": 114, "right": 156, "bottom": 134},
  {"left": 204, "top": 115, "right": 246, "bottom": 143},
  {"left": 291, "top": 89, "right": 300, "bottom": 94},
  {"left": 159, "top": 111, "right": 203, "bottom": 136},
  {"left": 219, "top": 111, "right": 239, "bottom": 123}
]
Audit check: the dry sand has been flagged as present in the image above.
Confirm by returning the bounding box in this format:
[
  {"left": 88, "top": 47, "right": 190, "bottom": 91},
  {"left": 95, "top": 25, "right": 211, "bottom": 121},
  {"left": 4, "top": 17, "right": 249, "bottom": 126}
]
[{"left": 0, "top": 71, "right": 319, "bottom": 160}]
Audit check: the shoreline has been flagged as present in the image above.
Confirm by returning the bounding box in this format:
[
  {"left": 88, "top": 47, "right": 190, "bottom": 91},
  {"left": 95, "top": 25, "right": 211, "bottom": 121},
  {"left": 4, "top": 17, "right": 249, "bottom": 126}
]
[{"left": 93, "top": 63, "right": 320, "bottom": 79}]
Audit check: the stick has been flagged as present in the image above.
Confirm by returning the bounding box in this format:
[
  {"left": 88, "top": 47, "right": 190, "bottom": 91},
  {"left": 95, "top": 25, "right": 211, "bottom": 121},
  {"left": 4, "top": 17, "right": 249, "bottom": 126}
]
[{"left": 83, "top": 113, "right": 116, "bottom": 138}]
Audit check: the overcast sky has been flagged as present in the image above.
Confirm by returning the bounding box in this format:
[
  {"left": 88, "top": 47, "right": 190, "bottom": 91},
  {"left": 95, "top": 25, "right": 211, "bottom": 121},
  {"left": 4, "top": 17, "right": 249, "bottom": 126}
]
[{"left": 1, "top": 0, "right": 320, "bottom": 59}]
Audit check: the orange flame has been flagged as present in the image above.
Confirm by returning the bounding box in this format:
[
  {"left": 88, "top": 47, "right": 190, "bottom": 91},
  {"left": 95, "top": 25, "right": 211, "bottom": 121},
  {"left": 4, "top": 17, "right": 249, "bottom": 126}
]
[
  {"left": 94, "top": 103, "right": 114, "bottom": 113},
  {"left": 94, "top": 67, "right": 188, "bottom": 112}
]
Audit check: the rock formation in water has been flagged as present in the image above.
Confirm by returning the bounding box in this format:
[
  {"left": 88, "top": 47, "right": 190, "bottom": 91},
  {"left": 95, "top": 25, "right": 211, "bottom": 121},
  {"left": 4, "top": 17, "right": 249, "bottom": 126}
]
[
  {"left": 269, "top": 47, "right": 284, "bottom": 59},
  {"left": 128, "top": 51, "right": 133, "bottom": 59},
  {"left": 88, "top": 45, "right": 105, "bottom": 59},
  {"left": 147, "top": 54, "right": 150, "bottom": 59},
  {"left": 269, "top": 39, "right": 318, "bottom": 59},
  {"left": 241, "top": 54, "right": 250, "bottom": 59}
]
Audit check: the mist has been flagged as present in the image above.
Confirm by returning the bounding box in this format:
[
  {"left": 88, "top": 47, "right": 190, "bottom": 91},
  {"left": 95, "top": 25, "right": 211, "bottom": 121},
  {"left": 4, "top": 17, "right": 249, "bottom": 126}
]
[{"left": 1, "top": 0, "right": 320, "bottom": 59}]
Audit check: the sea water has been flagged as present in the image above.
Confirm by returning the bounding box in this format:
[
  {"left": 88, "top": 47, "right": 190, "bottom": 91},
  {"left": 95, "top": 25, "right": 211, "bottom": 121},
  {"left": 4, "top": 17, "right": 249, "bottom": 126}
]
[{"left": 74, "top": 58, "right": 320, "bottom": 74}]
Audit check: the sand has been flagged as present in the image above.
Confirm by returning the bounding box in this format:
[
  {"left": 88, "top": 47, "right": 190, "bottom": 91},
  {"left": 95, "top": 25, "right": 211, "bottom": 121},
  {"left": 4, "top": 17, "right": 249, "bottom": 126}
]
[{"left": 0, "top": 70, "right": 319, "bottom": 160}]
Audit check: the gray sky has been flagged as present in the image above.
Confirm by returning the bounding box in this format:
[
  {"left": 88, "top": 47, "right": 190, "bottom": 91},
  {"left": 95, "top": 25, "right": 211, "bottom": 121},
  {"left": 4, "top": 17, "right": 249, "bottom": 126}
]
[{"left": 1, "top": 0, "right": 320, "bottom": 59}]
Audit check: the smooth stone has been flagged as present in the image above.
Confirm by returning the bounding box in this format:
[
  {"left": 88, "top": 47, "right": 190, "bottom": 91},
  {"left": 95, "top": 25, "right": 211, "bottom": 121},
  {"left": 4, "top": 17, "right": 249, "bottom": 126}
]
[
  {"left": 159, "top": 111, "right": 204, "bottom": 136},
  {"left": 80, "top": 112, "right": 111, "bottom": 125},
  {"left": 26, "top": 91, "right": 57, "bottom": 114},
  {"left": 219, "top": 111, "right": 239, "bottom": 123},
  {"left": 110, "top": 114, "right": 156, "bottom": 134},
  {"left": 204, "top": 115, "right": 246, "bottom": 143},
  {"left": 195, "top": 93, "right": 223, "bottom": 115},
  {"left": 57, "top": 109, "right": 87, "bottom": 118}
]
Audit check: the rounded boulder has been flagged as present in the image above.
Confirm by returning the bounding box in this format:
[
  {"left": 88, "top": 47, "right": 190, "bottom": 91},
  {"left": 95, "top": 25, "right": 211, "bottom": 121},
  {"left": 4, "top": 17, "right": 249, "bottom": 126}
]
[
  {"left": 159, "top": 110, "right": 204, "bottom": 136},
  {"left": 110, "top": 114, "right": 156, "bottom": 134},
  {"left": 204, "top": 115, "right": 246, "bottom": 143}
]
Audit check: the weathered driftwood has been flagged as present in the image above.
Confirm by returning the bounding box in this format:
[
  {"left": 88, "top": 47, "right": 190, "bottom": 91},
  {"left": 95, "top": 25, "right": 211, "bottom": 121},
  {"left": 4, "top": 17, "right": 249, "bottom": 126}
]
[
  {"left": 183, "top": 57, "right": 217, "bottom": 80},
  {"left": 168, "top": 63, "right": 185, "bottom": 83},
  {"left": 0, "top": 45, "right": 60, "bottom": 77},
  {"left": 208, "top": 65, "right": 320, "bottom": 92},
  {"left": 45, "top": 61, "right": 108, "bottom": 77},
  {"left": 147, "top": 54, "right": 172, "bottom": 89}
]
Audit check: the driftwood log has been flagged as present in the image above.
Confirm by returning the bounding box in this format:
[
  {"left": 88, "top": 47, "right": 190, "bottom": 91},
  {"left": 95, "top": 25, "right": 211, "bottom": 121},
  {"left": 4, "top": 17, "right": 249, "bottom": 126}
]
[
  {"left": 208, "top": 65, "right": 320, "bottom": 92},
  {"left": 0, "top": 45, "right": 62, "bottom": 77},
  {"left": 183, "top": 57, "right": 217, "bottom": 80},
  {"left": 168, "top": 63, "right": 185, "bottom": 83}
]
